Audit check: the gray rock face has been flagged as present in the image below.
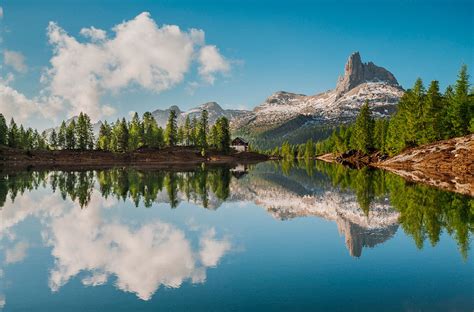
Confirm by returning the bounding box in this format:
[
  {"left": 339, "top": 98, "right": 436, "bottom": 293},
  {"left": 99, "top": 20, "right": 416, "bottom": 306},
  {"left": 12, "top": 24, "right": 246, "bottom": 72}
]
[{"left": 335, "top": 52, "right": 399, "bottom": 99}]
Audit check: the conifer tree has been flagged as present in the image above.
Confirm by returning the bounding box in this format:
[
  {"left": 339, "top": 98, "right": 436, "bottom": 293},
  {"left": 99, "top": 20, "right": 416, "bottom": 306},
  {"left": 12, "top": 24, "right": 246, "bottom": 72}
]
[
  {"left": 97, "top": 121, "right": 112, "bottom": 150},
  {"left": 128, "top": 112, "right": 143, "bottom": 150},
  {"left": 448, "top": 65, "right": 470, "bottom": 136},
  {"left": 0, "top": 114, "right": 7, "bottom": 146},
  {"left": 58, "top": 121, "right": 67, "bottom": 149},
  {"left": 215, "top": 117, "right": 231, "bottom": 152},
  {"left": 8, "top": 118, "right": 19, "bottom": 148},
  {"left": 142, "top": 112, "right": 158, "bottom": 148},
  {"left": 196, "top": 110, "right": 208, "bottom": 148},
  {"left": 115, "top": 118, "right": 129, "bottom": 152},
  {"left": 352, "top": 101, "right": 374, "bottom": 153},
  {"left": 183, "top": 115, "right": 191, "bottom": 146},
  {"left": 50, "top": 129, "right": 58, "bottom": 149},
  {"left": 165, "top": 110, "right": 178, "bottom": 146},
  {"left": 65, "top": 120, "right": 76, "bottom": 149}
]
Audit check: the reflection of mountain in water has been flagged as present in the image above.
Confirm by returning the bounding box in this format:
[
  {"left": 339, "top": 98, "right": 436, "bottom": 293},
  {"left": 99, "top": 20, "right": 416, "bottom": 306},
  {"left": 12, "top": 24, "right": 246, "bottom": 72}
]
[{"left": 229, "top": 163, "right": 399, "bottom": 257}]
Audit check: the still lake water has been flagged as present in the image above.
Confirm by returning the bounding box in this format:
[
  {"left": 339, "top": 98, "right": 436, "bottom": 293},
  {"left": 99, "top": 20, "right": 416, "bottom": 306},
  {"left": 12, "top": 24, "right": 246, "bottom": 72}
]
[{"left": 0, "top": 161, "right": 472, "bottom": 311}]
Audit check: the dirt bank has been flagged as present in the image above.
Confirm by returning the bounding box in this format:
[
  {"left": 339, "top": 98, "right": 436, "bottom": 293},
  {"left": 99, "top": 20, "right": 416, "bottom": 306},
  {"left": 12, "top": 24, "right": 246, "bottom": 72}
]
[
  {"left": 317, "top": 134, "right": 474, "bottom": 196},
  {"left": 375, "top": 134, "right": 473, "bottom": 196},
  {"left": 0, "top": 146, "right": 268, "bottom": 171}
]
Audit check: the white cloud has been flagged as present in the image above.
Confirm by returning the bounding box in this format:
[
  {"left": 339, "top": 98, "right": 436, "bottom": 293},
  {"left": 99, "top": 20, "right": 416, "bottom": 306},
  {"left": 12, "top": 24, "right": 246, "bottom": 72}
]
[
  {"left": 3, "top": 50, "right": 28, "bottom": 73},
  {"left": 198, "top": 45, "right": 230, "bottom": 84},
  {"left": 0, "top": 7, "right": 3, "bottom": 19},
  {"left": 0, "top": 83, "right": 40, "bottom": 123},
  {"left": 42, "top": 12, "right": 230, "bottom": 121},
  {"left": 5, "top": 241, "right": 29, "bottom": 264},
  {"left": 80, "top": 26, "right": 107, "bottom": 42}
]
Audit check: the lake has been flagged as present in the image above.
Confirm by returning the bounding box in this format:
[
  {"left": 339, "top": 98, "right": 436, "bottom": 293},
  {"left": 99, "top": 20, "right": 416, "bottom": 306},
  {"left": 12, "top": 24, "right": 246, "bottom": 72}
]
[{"left": 0, "top": 161, "right": 472, "bottom": 311}]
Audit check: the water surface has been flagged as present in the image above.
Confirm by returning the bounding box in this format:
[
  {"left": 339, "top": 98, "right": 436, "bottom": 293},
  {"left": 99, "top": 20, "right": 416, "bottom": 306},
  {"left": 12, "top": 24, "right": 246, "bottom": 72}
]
[{"left": 0, "top": 161, "right": 472, "bottom": 311}]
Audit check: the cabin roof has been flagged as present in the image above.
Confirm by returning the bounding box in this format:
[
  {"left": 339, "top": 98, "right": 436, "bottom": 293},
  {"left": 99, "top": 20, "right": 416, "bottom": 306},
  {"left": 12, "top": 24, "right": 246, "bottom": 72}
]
[{"left": 231, "top": 137, "right": 248, "bottom": 145}]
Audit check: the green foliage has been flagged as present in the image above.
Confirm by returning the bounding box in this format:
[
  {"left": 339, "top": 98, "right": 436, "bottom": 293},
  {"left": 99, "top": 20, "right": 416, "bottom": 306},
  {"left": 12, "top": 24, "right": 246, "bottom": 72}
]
[
  {"left": 0, "top": 114, "right": 7, "bottom": 145},
  {"left": 96, "top": 121, "right": 112, "bottom": 150},
  {"left": 352, "top": 101, "right": 374, "bottom": 153},
  {"left": 49, "top": 129, "right": 58, "bottom": 149},
  {"left": 165, "top": 110, "right": 178, "bottom": 146},
  {"left": 196, "top": 110, "right": 209, "bottom": 148},
  {"left": 65, "top": 119, "right": 76, "bottom": 149},
  {"left": 114, "top": 118, "right": 129, "bottom": 152},
  {"left": 7, "top": 118, "right": 19, "bottom": 148},
  {"left": 75, "top": 112, "right": 95, "bottom": 150},
  {"left": 128, "top": 112, "right": 144, "bottom": 150}
]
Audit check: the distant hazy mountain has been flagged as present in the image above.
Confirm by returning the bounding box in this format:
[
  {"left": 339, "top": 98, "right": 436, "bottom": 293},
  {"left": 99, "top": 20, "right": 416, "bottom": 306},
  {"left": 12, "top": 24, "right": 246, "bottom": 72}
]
[
  {"left": 151, "top": 101, "right": 249, "bottom": 128},
  {"left": 231, "top": 52, "right": 404, "bottom": 148}
]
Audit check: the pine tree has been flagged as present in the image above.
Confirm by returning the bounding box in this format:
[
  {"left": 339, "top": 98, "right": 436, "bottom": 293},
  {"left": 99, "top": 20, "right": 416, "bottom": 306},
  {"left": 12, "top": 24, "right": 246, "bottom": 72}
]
[
  {"left": 128, "top": 112, "right": 143, "bottom": 150},
  {"left": 142, "top": 112, "right": 159, "bottom": 148},
  {"left": 208, "top": 124, "right": 218, "bottom": 148},
  {"left": 352, "top": 101, "right": 374, "bottom": 153},
  {"left": 183, "top": 115, "right": 191, "bottom": 146},
  {"left": 50, "top": 129, "right": 58, "bottom": 149},
  {"left": 215, "top": 117, "right": 231, "bottom": 152},
  {"left": 177, "top": 126, "right": 185, "bottom": 145},
  {"left": 422, "top": 80, "right": 443, "bottom": 143},
  {"left": 58, "top": 121, "right": 67, "bottom": 149},
  {"left": 8, "top": 118, "right": 19, "bottom": 148},
  {"left": 165, "top": 110, "right": 178, "bottom": 146},
  {"left": 0, "top": 114, "right": 7, "bottom": 145},
  {"left": 115, "top": 118, "right": 129, "bottom": 152},
  {"left": 196, "top": 110, "right": 208, "bottom": 148},
  {"left": 448, "top": 65, "right": 470, "bottom": 136},
  {"left": 76, "top": 113, "right": 90, "bottom": 150},
  {"left": 190, "top": 116, "right": 198, "bottom": 146},
  {"left": 65, "top": 120, "right": 76, "bottom": 149},
  {"left": 97, "top": 121, "right": 112, "bottom": 150}
]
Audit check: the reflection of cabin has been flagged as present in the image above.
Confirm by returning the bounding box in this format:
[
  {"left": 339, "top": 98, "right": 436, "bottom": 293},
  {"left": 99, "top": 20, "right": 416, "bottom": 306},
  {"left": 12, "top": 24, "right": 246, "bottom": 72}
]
[
  {"left": 231, "top": 137, "right": 249, "bottom": 152},
  {"left": 231, "top": 164, "right": 249, "bottom": 179}
]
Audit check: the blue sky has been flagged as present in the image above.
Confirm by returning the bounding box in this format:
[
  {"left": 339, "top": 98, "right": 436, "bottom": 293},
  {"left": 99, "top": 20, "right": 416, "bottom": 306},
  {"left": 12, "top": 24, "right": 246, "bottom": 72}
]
[{"left": 0, "top": 0, "right": 472, "bottom": 129}]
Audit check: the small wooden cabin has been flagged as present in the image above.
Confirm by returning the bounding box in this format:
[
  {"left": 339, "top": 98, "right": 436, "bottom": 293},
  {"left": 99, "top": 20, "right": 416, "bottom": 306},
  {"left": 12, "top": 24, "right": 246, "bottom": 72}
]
[{"left": 231, "top": 137, "right": 249, "bottom": 152}]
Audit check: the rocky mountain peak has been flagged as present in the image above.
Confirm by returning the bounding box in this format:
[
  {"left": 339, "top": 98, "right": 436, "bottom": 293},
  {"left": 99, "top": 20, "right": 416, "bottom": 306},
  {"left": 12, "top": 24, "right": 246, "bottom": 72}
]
[
  {"left": 335, "top": 52, "right": 399, "bottom": 98},
  {"left": 199, "top": 101, "right": 223, "bottom": 112}
]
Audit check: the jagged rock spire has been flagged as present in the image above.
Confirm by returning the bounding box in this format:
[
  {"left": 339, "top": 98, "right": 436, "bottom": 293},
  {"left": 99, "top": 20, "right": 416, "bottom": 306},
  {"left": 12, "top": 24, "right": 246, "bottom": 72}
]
[{"left": 335, "top": 52, "right": 398, "bottom": 98}]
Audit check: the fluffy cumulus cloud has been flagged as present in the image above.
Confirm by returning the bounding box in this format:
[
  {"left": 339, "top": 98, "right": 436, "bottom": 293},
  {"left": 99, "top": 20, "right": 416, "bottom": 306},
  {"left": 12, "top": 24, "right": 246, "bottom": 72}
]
[
  {"left": 3, "top": 50, "right": 28, "bottom": 73},
  {"left": 42, "top": 12, "right": 230, "bottom": 121},
  {"left": 198, "top": 45, "right": 230, "bottom": 84},
  {"left": 0, "top": 6, "right": 3, "bottom": 19},
  {"left": 0, "top": 84, "right": 40, "bottom": 123}
]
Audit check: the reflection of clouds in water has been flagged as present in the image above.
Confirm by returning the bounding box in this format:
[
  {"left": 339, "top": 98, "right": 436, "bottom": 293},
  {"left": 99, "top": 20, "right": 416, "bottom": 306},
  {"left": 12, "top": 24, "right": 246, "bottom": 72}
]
[
  {"left": 1, "top": 184, "right": 232, "bottom": 301},
  {"left": 5, "top": 241, "right": 29, "bottom": 264},
  {"left": 200, "top": 228, "right": 231, "bottom": 267}
]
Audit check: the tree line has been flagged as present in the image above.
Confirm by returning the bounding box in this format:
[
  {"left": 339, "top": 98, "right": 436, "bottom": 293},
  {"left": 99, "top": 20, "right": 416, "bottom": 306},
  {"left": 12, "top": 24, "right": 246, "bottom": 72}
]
[
  {"left": 0, "top": 109, "right": 231, "bottom": 153},
  {"left": 270, "top": 65, "right": 473, "bottom": 159}
]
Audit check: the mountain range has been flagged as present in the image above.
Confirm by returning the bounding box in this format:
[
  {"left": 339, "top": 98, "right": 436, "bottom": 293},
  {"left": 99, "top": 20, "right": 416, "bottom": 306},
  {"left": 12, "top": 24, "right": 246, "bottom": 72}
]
[{"left": 47, "top": 52, "right": 404, "bottom": 148}]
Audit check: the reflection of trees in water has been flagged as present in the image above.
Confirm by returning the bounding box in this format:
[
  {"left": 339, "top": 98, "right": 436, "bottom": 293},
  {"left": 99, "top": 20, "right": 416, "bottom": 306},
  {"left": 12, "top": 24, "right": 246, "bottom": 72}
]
[
  {"left": 0, "top": 167, "right": 232, "bottom": 210},
  {"left": 313, "top": 161, "right": 473, "bottom": 259}
]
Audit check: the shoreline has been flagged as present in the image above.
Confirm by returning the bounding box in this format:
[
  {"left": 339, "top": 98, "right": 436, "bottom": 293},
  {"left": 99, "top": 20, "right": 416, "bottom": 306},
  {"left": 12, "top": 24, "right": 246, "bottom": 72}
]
[
  {"left": 317, "top": 134, "right": 474, "bottom": 197},
  {"left": 0, "top": 146, "right": 269, "bottom": 172}
]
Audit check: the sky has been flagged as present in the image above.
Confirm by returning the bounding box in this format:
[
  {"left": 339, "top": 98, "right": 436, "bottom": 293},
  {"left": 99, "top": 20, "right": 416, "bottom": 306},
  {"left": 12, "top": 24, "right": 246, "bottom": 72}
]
[{"left": 0, "top": 0, "right": 472, "bottom": 130}]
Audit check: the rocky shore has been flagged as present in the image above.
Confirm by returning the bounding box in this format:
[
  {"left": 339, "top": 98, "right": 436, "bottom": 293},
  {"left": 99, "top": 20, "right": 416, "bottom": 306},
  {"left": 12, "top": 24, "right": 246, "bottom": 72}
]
[{"left": 317, "top": 134, "right": 474, "bottom": 196}]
